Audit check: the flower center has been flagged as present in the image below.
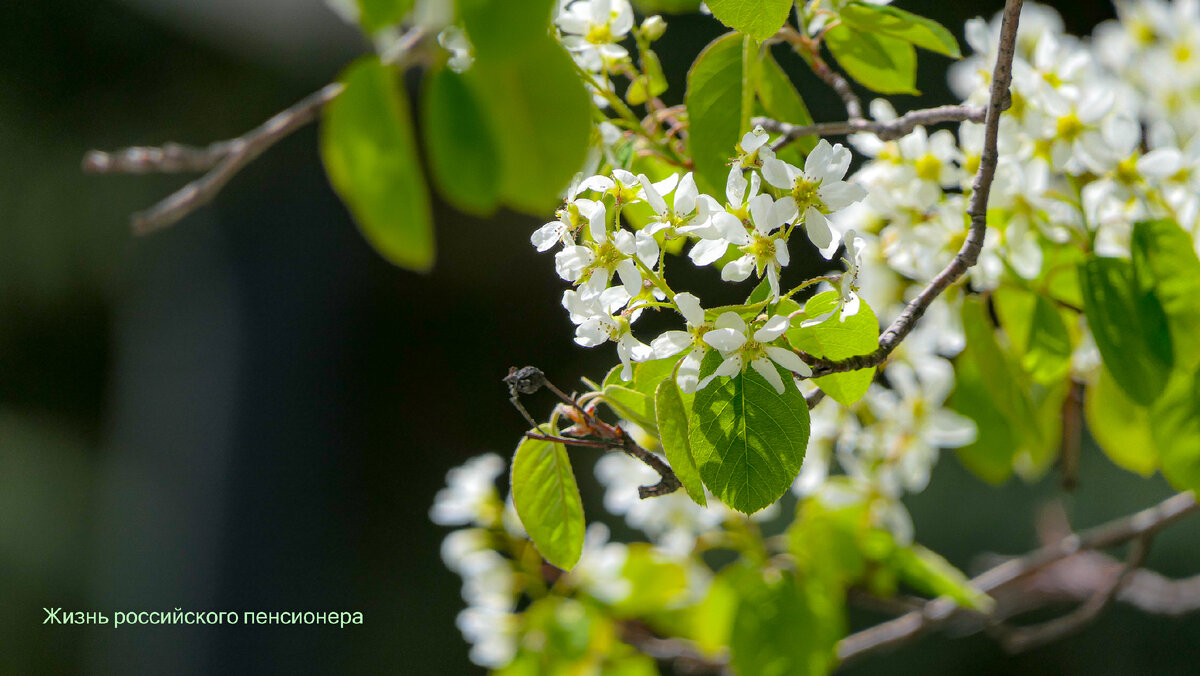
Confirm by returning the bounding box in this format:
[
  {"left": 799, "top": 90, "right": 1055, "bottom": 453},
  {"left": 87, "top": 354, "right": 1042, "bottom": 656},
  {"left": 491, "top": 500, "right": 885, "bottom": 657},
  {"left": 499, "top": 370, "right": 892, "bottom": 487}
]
[
  {"left": 585, "top": 23, "right": 614, "bottom": 44},
  {"left": 1056, "top": 113, "right": 1084, "bottom": 142},
  {"left": 791, "top": 178, "right": 825, "bottom": 214},
  {"left": 914, "top": 154, "right": 942, "bottom": 183}
]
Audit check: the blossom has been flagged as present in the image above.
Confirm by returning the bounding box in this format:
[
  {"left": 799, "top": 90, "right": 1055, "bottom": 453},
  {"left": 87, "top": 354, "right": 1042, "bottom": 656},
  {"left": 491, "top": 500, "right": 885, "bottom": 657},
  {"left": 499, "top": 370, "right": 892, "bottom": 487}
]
[
  {"left": 802, "top": 229, "right": 865, "bottom": 326},
  {"left": 649, "top": 292, "right": 710, "bottom": 393},
  {"left": 430, "top": 453, "right": 505, "bottom": 527},
  {"left": 699, "top": 312, "right": 812, "bottom": 394},
  {"left": 437, "top": 26, "right": 474, "bottom": 73},
  {"left": 556, "top": 0, "right": 634, "bottom": 72},
  {"left": 717, "top": 193, "right": 797, "bottom": 298},
  {"left": 761, "top": 139, "right": 868, "bottom": 256}
]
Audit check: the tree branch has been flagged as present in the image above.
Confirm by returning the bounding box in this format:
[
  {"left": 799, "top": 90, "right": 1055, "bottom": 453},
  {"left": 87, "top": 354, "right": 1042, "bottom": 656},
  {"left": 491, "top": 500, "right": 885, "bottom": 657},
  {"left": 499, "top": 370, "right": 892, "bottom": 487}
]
[
  {"left": 754, "top": 104, "right": 986, "bottom": 151},
  {"left": 803, "top": 0, "right": 1022, "bottom": 380},
  {"left": 836, "top": 491, "right": 1199, "bottom": 667},
  {"left": 82, "top": 28, "right": 426, "bottom": 235}
]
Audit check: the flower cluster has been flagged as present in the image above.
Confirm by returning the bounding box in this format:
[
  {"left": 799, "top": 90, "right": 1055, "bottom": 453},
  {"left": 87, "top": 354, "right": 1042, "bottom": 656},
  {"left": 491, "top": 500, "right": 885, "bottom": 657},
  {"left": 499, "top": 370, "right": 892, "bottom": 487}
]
[{"left": 531, "top": 135, "right": 868, "bottom": 393}]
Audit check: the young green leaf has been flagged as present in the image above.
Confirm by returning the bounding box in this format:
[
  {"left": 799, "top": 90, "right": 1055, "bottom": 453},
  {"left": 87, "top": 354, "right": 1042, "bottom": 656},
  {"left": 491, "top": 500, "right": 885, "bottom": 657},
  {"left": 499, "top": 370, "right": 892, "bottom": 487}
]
[
  {"left": 656, "top": 378, "right": 706, "bottom": 505},
  {"left": 465, "top": 38, "right": 593, "bottom": 214},
  {"left": 705, "top": 0, "right": 794, "bottom": 41},
  {"left": 511, "top": 427, "right": 586, "bottom": 570},
  {"left": 1131, "top": 218, "right": 1200, "bottom": 369},
  {"left": 459, "top": 0, "right": 555, "bottom": 62},
  {"left": 949, "top": 298, "right": 1040, "bottom": 483},
  {"left": 686, "top": 32, "right": 746, "bottom": 196},
  {"left": 837, "top": 3, "right": 961, "bottom": 58},
  {"left": 601, "top": 384, "right": 658, "bottom": 430},
  {"left": 1151, "top": 366, "right": 1200, "bottom": 495},
  {"left": 825, "top": 24, "right": 918, "bottom": 94},
  {"left": 787, "top": 290, "right": 879, "bottom": 406},
  {"left": 730, "top": 572, "right": 844, "bottom": 676},
  {"left": 612, "top": 544, "right": 690, "bottom": 617},
  {"left": 891, "top": 545, "right": 994, "bottom": 612},
  {"left": 321, "top": 57, "right": 434, "bottom": 271},
  {"left": 421, "top": 66, "right": 501, "bottom": 215},
  {"left": 689, "top": 352, "right": 809, "bottom": 514},
  {"left": 1078, "top": 257, "right": 1174, "bottom": 405},
  {"left": 1086, "top": 366, "right": 1158, "bottom": 477}
]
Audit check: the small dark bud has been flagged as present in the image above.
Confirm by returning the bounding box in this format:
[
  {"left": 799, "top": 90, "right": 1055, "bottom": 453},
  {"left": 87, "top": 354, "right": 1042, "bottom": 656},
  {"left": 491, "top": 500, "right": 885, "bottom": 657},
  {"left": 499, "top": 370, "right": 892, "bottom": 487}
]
[{"left": 504, "top": 366, "right": 546, "bottom": 395}]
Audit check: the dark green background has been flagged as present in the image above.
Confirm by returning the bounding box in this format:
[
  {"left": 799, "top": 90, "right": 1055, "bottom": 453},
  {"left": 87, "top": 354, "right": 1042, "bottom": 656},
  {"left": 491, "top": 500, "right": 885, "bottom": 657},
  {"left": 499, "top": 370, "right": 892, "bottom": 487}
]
[{"left": 2, "top": 1, "right": 1197, "bottom": 673}]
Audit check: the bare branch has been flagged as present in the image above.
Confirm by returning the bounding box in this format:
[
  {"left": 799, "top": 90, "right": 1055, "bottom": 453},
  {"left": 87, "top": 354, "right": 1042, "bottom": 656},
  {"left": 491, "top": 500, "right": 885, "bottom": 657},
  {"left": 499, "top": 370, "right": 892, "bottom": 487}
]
[
  {"left": 754, "top": 104, "right": 986, "bottom": 151},
  {"left": 994, "top": 533, "right": 1152, "bottom": 653},
  {"left": 804, "top": 0, "right": 1023, "bottom": 381},
  {"left": 836, "top": 491, "right": 1199, "bottom": 667},
  {"left": 508, "top": 366, "right": 682, "bottom": 500},
  {"left": 83, "top": 28, "right": 426, "bottom": 235}
]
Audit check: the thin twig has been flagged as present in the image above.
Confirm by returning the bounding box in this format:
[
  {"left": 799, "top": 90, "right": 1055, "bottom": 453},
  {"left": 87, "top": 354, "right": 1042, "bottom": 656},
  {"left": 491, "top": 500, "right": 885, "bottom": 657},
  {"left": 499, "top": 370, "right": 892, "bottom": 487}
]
[
  {"left": 83, "top": 28, "right": 426, "bottom": 235},
  {"left": 836, "top": 491, "right": 1199, "bottom": 667},
  {"left": 754, "top": 104, "right": 986, "bottom": 151},
  {"left": 804, "top": 0, "right": 1023, "bottom": 380},
  {"left": 994, "top": 533, "right": 1153, "bottom": 653},
  {"left": 508, "top": 366, "right": 681, "bottom": 499}
]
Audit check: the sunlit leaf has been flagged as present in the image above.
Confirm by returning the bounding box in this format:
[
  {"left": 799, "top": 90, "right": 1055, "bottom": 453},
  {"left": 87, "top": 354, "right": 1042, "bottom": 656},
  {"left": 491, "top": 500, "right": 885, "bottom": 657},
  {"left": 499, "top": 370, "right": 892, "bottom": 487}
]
[
  {"left": 511, "top": 426, "right": 586, "bottom": 570},
  {"left": 321, "top": 57, "right": 434, "bottom": 271}
]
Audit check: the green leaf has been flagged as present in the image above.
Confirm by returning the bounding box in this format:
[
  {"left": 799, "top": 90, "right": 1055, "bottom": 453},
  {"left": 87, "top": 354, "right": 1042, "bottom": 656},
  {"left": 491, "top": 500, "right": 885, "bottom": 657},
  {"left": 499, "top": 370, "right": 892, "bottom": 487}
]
[
  {"left": 685, "top": 32, "right": 745, "bottom": 196},
  {"left": 757, "top": 51, "right": 817, "bottom": 155},
  {"left": 465, "top": 38, "right": 593, "bottom": 214},
  {"left": 787, "top": 291, "right": 879, "bottom": 406},
  {"left": 705, "top": 0, "right": 794, "bottom": 41},
  {"left": 1078, "top": 257, "right": 1174, "bottom": 405},
  {"left": 321, "top": 57, "right": 434, "bottom": 271},
  {"left": 891, "top": 545, "right": 993, "bottom": 612},
  {"left": 825, "top": 24, "right": 918, "bottom": 94},
  {"left": 689, "top": 351, "right": 810, "bottom": 514},
  {"left": 612, "top": 544, "right": 689, "bottom": 616},
  {"left": 838, "top": 3, "right": 961, "bottom": 58},
  {"left": 1151, "top": 365, "right": 1200, "bottom": 494},
  {"left": 601, "top": 384, "right": 658, "bottom": 429},
  {"left": 459, "top": 0, "right": 555, "bottom": 62},
  {"left": 691, "top": 562, "right": 756, "bottom": 656},
  {"left": 950, "top": 298, "right": 1036, "bottom": 483},
  {"left": 355, "top": 0, "right": 414, "bottom": 34},
  {"left": 994, "top": 287, "right": 1072, "bottom": 385},
  {"left": 1131, "top": 218, "right": 1200, "bottom": 369},
  {"left": 1086, "top": 365, "right": 1158, "bottom": 477},
  {"left": 511, "top": 426, "right": 586, "bottom": 570},
  {"left": 421, "top": 67, "right": 501, "bottom": 215},
  {"left": 730, "top": 572, "right": 844, "bottom": 676},
  {"left": 656, "top": 378, "right": 707, "bottom": 505}
]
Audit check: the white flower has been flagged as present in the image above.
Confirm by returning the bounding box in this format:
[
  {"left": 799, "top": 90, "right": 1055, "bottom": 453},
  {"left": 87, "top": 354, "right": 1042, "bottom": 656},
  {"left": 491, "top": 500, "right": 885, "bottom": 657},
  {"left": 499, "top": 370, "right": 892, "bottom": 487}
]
[
  {"left": 735, "top": 125, "right": 776, "bottom": 169},
  {"left": 437, "top": 26, "right": 474, "bottom": 73},
  {"left": 649, "top": 292, "right": 711, "bottom": 393},
  {"left": 567, "top": 523, "right": 631, "bottom": 604},
  {"left": 556, "top": 0, "right": 634, "bottom": 71},
  {"left": 719, "top": 193, "right": 797, "bottom": 298},
  {"left": 430, "top": 453, "right": 505, "bottom": 527},
  {"left": 802, "top": 229, "right": 865, "bottom": 326},
  {"left": 699, "top": 312, "right": 812, "bottom": 394},
  {"left": 761, "top": 140, "right": 868, "bottom": 257}
]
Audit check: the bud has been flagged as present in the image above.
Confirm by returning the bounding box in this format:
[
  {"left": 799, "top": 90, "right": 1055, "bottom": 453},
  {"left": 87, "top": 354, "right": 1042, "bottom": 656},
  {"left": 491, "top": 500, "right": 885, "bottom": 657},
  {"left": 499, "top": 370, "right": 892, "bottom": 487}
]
[{"left": 641, "top": 15, "right": 667, "bottom": 42}]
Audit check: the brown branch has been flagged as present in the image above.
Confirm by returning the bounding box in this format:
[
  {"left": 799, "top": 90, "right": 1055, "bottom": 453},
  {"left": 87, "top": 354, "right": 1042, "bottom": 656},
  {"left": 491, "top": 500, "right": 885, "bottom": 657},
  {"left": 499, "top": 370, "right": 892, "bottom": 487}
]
[
  {"left": 803, "top": 0, "right": 1022, "bottom": 381},
  {"left": 754, "top": 104, "right": 986, "bottom": 151},
  {"left": 82, "top": 28, "right": 426, "bottom": 235},
  {"left": 779, "top": 27, "right": 863, "bottom": 122},
  {"left": 509, "top": 366, "right": 681, "bottom": 500},
  {"left": 836, "top": 491, "right": 1199, "bottom": 667},
  {"left": 993, "top": 533, "right": 1152, "bottom": 653}
]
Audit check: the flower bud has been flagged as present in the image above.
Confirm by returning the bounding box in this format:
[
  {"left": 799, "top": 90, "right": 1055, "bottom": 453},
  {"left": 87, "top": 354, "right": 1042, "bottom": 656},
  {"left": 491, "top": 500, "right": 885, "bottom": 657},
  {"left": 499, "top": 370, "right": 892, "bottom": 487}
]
[{"left": 641, "top": 15, "right": 667, "bottom": 42}]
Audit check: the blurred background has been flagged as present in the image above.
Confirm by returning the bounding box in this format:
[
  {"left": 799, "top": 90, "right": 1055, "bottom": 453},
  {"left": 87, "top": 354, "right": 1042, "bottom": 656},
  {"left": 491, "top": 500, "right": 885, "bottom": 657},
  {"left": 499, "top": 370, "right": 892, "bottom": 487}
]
[{"left": 3, "top": 0, "right": 1198, "bottom": 673}]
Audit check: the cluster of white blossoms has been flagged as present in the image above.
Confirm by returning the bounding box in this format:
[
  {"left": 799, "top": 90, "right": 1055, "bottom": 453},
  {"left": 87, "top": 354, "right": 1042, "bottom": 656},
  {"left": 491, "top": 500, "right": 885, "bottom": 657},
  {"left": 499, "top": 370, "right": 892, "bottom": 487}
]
[{"left": 532, "top": 134, "right": 867, "bottom": 391}]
